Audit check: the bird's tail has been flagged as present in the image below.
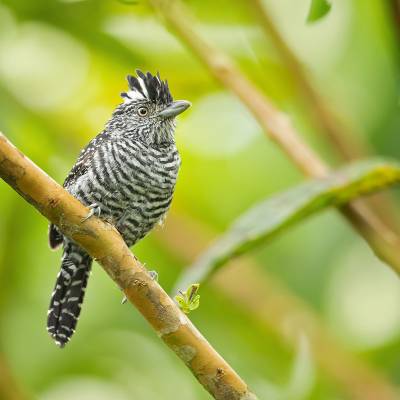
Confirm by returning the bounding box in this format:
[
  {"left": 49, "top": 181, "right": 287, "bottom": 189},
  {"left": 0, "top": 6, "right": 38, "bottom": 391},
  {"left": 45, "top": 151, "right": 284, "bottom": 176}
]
[{"left": 47, "top": 241, "right": 92, "bottom": 347}]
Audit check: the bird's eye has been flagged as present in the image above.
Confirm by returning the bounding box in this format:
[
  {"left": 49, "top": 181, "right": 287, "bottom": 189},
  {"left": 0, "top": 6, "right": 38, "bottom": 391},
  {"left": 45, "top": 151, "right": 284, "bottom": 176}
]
[{"left": 137, "top": 107, "right": 148, "bottom": 117}]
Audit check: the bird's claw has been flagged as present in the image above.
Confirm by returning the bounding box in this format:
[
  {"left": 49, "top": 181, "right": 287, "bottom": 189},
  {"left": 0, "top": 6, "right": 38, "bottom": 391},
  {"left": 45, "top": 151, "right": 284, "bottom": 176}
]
[
  {"left": 81, "top": 203, "right": 101, "bottom": 222},
  {"left": 148, "top": 270, "right": 158, "bottom": 281}
]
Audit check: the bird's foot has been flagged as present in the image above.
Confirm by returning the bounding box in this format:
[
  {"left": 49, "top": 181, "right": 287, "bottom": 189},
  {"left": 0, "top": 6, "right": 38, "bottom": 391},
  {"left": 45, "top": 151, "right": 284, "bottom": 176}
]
[
  {"left": 81, "top": 203, "right": 101, "bottom": 222},
  {"left": 148, "top": 270, "right": 158, "bottom": 281},
  {"left": 142, "top": 262, "right": 158, "bottom": 281}
]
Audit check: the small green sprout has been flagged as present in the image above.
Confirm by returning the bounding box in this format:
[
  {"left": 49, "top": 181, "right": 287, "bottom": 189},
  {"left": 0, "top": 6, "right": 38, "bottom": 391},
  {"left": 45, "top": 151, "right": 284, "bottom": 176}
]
[{"left": 174, "top": 283, "right": 200, "bottom": 314}]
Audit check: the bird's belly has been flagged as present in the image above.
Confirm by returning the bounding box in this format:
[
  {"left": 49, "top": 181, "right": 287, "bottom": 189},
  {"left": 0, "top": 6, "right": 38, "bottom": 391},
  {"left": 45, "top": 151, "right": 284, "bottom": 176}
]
[
  {"left": 93, "top": 170, "right": 176, "bottom": 245},
  {"left": 112, "top": 188, "right": 174, "bottom": 246}
]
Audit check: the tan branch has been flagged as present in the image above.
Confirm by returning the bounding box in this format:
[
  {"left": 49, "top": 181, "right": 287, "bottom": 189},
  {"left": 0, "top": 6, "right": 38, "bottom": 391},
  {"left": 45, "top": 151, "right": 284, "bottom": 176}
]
[
  {"left": 158, "top": 212, "right": 400, "bottom": 400},
  {"left": 149, "top": 0, "right": 400, "bottom": 275},
  {"left": 0, "top": 132, "right": 258, "bottom": 400}
]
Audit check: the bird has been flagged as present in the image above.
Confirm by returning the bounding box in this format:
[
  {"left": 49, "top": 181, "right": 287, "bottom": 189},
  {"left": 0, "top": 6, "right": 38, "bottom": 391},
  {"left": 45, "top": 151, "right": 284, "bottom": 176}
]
[{"left": 47, "top": 70, "right": 191, "bottom": 347}]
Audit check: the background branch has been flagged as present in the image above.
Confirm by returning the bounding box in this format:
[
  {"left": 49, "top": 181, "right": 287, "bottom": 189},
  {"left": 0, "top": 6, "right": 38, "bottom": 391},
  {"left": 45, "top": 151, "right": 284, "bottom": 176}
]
[
  {"left": 149, "top": 0, "right": 400, "bottom": 275},
  {"left": 249, "top": 0, "right": 400, "bottom": 231},
  {"left": 249, "top": 0, "right": 367, "bottom": 160},
  {"left": 0, "top": 132, "right": 258, "bottom": 400},
  {"left": 0, "top": 354, "right": 31, "bottom": 400}
]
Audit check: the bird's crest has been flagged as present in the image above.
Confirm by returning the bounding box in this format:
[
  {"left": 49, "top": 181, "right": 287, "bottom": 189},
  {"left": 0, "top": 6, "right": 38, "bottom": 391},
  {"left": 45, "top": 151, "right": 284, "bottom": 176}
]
[{"left": 122, "top": 70, "right": 173, "bottom": 105}]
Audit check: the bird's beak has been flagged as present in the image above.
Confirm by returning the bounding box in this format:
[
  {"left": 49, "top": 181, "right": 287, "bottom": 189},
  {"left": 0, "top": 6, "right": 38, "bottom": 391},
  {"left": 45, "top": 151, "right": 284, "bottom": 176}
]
[{"left": 158, "top": 100, "right": 191, "bottom": 119}]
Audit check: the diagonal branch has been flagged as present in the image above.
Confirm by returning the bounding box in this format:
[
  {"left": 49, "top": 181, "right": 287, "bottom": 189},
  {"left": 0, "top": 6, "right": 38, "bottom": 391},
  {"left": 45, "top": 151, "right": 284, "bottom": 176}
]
[
  {"left": 0, "top": 132, "right": 258, "bottom": 400},
  {"left": 148, "top": 0, "right": 400, "bottom": 275},
  {"left": 158, "top": 212, "right": 400, "bottom": 400}
]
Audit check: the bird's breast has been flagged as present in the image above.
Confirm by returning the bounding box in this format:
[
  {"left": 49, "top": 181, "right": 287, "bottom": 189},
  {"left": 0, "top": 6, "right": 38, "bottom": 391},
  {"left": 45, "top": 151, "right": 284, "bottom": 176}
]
[
  {"left": 70, "top": 139, "right": 180, "bottom": 245},
  {"left": 103, "top": 141, "right": 180, "bottom": 239}
]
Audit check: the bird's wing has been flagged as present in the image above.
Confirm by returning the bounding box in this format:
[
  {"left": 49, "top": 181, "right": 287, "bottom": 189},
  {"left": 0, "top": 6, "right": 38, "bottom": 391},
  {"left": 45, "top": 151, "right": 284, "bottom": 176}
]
[
  {"left": 63, "top": 136, "right": 100, "bottom": 188},
  {"left": 49, "top": 133, "right": 110, "bottom": 249}
]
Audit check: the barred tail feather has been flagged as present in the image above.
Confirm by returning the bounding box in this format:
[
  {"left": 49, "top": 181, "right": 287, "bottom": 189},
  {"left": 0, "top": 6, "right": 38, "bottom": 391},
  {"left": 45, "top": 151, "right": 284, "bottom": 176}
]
[
  {"left": 48, "top": 223, "right": 63, "bottom": 250},
  {"left": 47, "top": 242, "right": 92, "bottom": 347}
]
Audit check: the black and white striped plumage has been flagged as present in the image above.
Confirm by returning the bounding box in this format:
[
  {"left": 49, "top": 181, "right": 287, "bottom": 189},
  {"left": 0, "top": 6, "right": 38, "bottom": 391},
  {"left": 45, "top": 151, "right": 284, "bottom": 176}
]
[{"left": 47, "top": 70, "right": 190, "bottom": 347}]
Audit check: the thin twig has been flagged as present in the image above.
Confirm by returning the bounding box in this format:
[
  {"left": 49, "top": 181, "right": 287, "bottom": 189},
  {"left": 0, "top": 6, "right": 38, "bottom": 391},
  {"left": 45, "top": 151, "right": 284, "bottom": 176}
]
[
  {"left": 157, "top": 212, "right": 400, "bottom": 400},
  {"left": 149, "top": 0, "right": 400, "bottom": 275},
  {"left": 249, "top": 0, "right": 367, "bottom": 160},
  {"left": 0, "top": 133, "right": 258, "bottom": 400}
]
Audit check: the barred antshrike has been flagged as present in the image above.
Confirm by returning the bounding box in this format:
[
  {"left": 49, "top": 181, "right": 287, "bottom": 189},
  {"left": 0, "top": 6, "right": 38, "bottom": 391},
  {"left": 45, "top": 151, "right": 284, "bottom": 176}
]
[{"left": 47, "top": 70, "right": 190, "bottom": 347}]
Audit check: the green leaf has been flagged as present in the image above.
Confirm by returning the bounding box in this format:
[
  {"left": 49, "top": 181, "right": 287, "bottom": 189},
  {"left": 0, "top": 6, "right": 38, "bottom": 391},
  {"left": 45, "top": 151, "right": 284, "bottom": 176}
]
[
  {"left": 307, "top": 0, "right": 332, "bottom": 23},
  {"left": 174, "top": 283, "right": 201, "bottom": 314},
  {"left": 174, "top": 159, "right": 400, "bottom": 291}
]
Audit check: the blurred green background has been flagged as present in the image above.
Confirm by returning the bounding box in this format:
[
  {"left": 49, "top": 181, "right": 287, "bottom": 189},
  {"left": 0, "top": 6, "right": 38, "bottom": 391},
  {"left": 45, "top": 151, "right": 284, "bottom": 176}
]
[{"left": 1, "top": 0, "right": 400, "bottom": 399}]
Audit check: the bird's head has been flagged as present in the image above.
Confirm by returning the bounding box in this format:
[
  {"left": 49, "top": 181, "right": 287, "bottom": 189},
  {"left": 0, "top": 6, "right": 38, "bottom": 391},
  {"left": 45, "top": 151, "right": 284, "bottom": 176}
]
[{"left": 110, "top": 70, "right": 191, "bottom": 145}]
